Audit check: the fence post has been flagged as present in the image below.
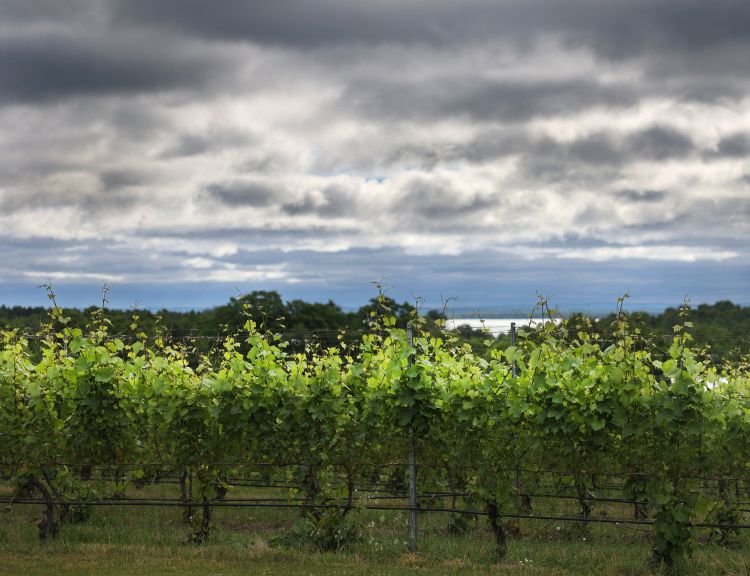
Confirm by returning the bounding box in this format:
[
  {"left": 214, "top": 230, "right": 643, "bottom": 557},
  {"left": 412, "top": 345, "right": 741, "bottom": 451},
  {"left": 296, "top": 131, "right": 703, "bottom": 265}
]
[
  {"left": 510, "top": 322, "right": 531, "bottom": 513},
  {"left": 510, "top": 321, "right": 517, "bottom": 378},
  {"left": 407, "top": 322, "right": 418, "bottom": 552}
]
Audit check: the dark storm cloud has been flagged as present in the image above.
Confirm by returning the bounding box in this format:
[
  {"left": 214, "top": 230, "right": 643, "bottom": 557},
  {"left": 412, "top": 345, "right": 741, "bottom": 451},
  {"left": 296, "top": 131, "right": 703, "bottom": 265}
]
[
  {"left": 334, "top": 124, "right": 694, "bottom": 176},
  {"left": 203, "top": 181, "right": 280, "bottom": 208},
  {"left": 0, "top": 182, "right": 140, "bottom": 214},
  {"left": 0, "top": 33, "right": 215, "bottom": 103},
  {"left": 0, "top": 0, "right": 100, "bottom": 25},
  {"left": 564, "top": 1, "right": 750, "bottom": 61},
  {"left": 3, "top": 0, "right": 748, "bottom": 110},
  {"left": 626, "top": 126, "right": 694, "bottom": 160},
  {"left": 515, "top": 126, "right": 695, "bottom": 185},
  {"left": 519, "top": 134, "right": 622, "bottom": 182},
  {"left": 163, "top": 129, "right": 256, "bottom": 158},
  {"left": 529, "top": 126, "right": 695, "bottom": 168},
  {"left": 114, "top": 0, "right": 451, "bottom": 46},
  {"left": 206, "top": 174, "right": 498, "bottom": 227},
  {"left": 100, "top": 169, "right": 152, "bottom": 190},
  {"left": 204, "top": 180, "right": 358, "bottom": 218},
  {"left": 713, "top": 133, "right": 750, "bottom": 158},
  {"left": 113, "top": 0, "right": 750, "bottom": 57},
  {"left": 396, "top": 176, "right": 496, "bottom": 223},
  {"left": 4, "top": 0, "right": 748, "bottom": 110},
  {"left": 347, "top": 78, "right": 637, "bottom": 123},
  {"left": 109, "top": 0, "right": 750, "bottom": 110}
]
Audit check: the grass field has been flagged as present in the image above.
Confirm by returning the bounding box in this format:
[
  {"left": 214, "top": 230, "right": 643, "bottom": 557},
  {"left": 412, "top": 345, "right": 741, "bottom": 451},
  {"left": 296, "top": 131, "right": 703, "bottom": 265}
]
[{"left": 1, "top": 480, "right": 749, "bottom": 575}]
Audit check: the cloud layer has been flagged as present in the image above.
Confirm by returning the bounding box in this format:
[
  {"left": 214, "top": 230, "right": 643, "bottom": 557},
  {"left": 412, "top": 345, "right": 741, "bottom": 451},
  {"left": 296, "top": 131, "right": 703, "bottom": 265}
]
[{"left": 0, "top": 0, "right": 748, "bottom": 310}]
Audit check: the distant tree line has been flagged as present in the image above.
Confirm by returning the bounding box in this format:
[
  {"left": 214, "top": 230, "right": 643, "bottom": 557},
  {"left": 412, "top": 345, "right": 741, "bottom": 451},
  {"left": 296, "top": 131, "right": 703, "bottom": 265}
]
[
  {"left": 0, "top": 291, "right": 421, "bottom": 358},
  {"left": 0, "top": 290, "right": 416, "bottom": 334},
  {"left": 0, "top": 291, "right": 747, "bottom": 364},
  {"left": 596, "top": 300, "right": 750, "bottom": 364}
]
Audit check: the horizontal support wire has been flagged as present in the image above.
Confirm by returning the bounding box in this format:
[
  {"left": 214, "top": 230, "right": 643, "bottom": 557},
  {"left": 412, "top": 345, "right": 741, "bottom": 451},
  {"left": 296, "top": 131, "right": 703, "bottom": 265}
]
[
  {"left": 3, "top": 497, "right": 750, "bottom": 531},
  {"left": 4, "top": 461, "right": 750, "bottom": 484}
]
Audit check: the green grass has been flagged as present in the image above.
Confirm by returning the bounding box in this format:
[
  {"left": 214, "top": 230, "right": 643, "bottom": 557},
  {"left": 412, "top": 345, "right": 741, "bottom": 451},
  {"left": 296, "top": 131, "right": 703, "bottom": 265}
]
[{"left": 1, "top": 481, "right": 749, "bottom": 575}]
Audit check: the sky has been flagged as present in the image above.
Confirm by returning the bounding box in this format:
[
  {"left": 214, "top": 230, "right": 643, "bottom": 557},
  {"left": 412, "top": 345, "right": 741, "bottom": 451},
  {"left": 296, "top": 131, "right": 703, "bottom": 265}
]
[{"left": 0, "top": 0, "right": 748, "bottom": 315}]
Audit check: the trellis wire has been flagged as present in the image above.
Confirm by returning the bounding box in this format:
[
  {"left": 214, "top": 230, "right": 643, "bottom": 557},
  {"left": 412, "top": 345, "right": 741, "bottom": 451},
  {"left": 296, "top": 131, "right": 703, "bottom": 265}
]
[{"left": 4, "top": 496, "right": 750, "bottom": 532}]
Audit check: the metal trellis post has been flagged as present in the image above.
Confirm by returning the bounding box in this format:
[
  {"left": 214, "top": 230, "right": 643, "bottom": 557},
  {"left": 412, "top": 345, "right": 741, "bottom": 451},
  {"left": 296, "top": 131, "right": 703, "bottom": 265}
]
[
  {"left": 510, "top": 321, "right": 517, "bottom": 378},
  {"left": 407, "top": 322, "right": 418, "bottom": 552}
]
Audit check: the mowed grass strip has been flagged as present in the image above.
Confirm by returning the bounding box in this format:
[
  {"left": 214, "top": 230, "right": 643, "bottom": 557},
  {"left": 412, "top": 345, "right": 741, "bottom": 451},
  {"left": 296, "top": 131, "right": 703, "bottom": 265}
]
[
  {"left": 1, "top": 482, "right": 750, "bottom": 575},
  {"left": 2, "top": 539, "right": 750, "bottom": 576}
]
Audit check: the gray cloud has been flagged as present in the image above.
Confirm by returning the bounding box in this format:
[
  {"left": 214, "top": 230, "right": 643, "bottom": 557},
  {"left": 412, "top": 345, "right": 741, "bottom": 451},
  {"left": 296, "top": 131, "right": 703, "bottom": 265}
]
[
  {"left": 616, "top": 190, "right": 667, "bottom": 203},
  {"left": 516, "top": 135, "right": 623, "bottom": 186},
  {"left": 112, "top": 0, "right": 750, "bottom": 57},
  {"left": 133, "top": 225, "right": 362, "bottom": 243},
  {"left": 0, "top": 32, "right": 218, "bottom": 103},
  {"left": 203, "top": 179, "right": 359, "bottom": 219},
  {"left": 347, "top": 78, "right": 638, "bottom": 123},
  {"left": 715, "top": 133, "right": 750, "bottom": 158},
  {"left": 514, "top": 126, "right": 695, "bottom": 187},
  {"left": 0, "top": 178, "right": 141, "bottom": 214},
  {"left": 626, "top": 126, "right": 694, "bottom": 160},
  {"left": 0, "top": 0, "right": 104, "bottom": 29},
  {"left": 100, "top": 168, "right": 152, "bottom": 190},
  {"left": 280, "top": 185, "right": 357, "bottom": 217},
  {"left": 107, "top": 0, "right": 750, "bottom": 112},
  {"left": 203, "top": 180, "right": 280, "bottom": 208},
  {"left": 114, "top": 0, "right": 449, "bottom": 47},
  {"left": 323, "top": 124, "right": 695, "bottom": 178},
  {"left": 163, "top": 129, "right": 257, "bottom": 158},
  {"left": 395, "top": 175, "right": 497, "bottom": 225}
]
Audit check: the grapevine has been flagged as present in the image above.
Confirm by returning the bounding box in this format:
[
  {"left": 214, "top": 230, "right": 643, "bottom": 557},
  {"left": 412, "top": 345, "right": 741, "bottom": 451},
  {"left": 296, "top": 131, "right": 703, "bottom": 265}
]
[{"left": 0, "top": 297, "right": 749, "bottom": 570}]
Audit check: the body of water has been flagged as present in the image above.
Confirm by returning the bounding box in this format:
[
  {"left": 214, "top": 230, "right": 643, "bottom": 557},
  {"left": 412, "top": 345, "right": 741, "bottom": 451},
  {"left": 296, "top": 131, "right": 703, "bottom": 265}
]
[{"left": 443, "top": 318, "right": 561, "bottom": 334}]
